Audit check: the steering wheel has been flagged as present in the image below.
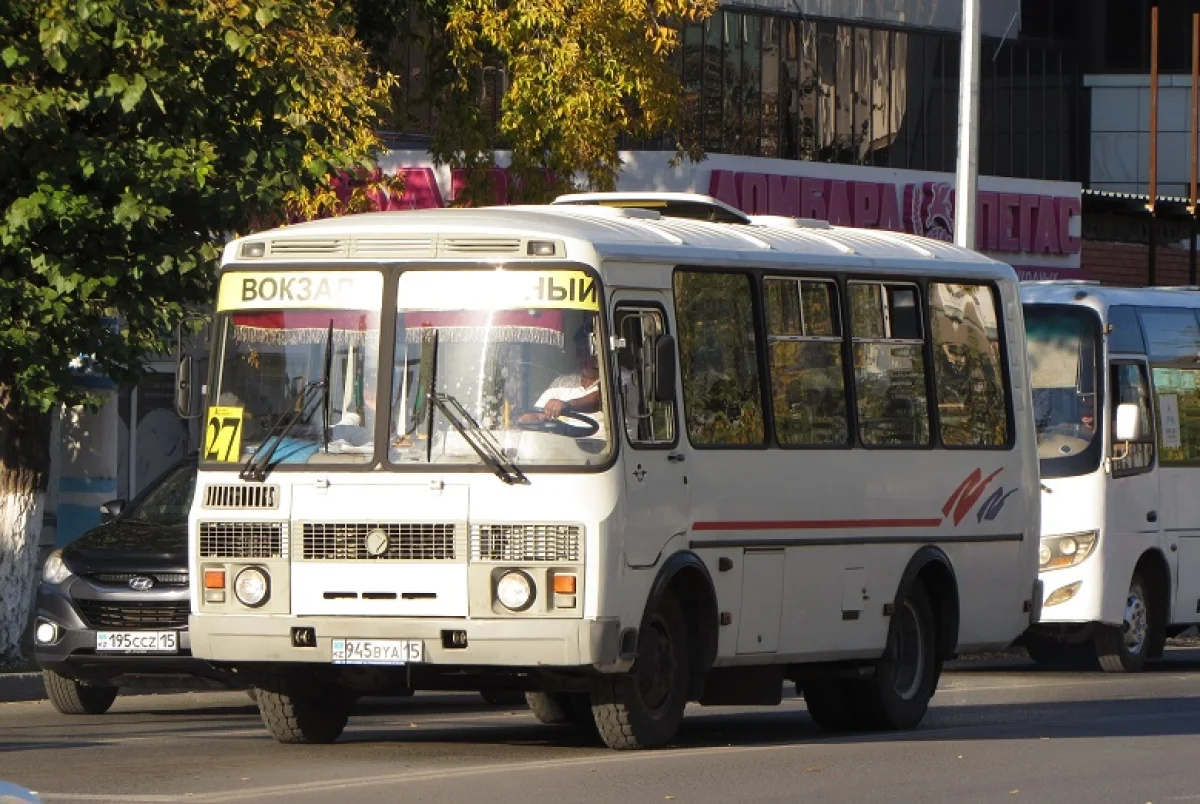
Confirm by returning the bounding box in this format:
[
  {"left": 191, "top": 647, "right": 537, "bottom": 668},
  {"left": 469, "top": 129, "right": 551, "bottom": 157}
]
[{"left": 517, "top": 410, "right": 600, "bottom": 438}]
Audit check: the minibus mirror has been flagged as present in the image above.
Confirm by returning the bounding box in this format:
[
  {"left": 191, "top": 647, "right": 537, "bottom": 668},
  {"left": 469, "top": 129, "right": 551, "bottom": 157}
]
[
  {"left": 652, "top": 334, "right": 676, "bottom": 403},
  {"left": 1115, "top": 403, "right": 1140, "bottom": 443},
  {"left": 175, "top": 354, "right": 194, "bottom": 418}
]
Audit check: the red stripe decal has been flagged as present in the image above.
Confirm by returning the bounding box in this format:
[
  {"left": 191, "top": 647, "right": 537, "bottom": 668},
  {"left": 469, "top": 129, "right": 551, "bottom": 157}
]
[{"left": 691, "top": 518, "right": 944, "bottom": 532}]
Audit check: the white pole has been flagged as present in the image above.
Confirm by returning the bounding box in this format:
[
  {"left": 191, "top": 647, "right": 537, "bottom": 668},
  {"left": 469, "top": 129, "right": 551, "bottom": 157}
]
[{"left": 954, "top": 0, "right": 982, "bottom": 250}]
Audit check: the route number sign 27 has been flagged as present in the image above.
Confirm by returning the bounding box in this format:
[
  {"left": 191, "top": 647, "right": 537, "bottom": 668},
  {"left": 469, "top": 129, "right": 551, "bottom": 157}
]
[{"left": 204, "top": 406, "right": 245, "bottom": 462}]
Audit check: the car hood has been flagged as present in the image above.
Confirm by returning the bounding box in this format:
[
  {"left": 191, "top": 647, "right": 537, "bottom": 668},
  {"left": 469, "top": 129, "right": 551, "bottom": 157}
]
[{"left": 62, "top": 520, "right": 188, "bottom": 574}]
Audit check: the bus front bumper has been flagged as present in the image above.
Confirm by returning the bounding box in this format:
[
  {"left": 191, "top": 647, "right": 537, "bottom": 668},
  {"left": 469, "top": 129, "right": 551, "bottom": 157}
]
[{"left": 188, "top": 613, "right": 626, "bottom": 671}]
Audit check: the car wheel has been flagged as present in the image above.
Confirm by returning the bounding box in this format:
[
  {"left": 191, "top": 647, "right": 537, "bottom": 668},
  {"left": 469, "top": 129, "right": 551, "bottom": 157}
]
[{"left": 43, "top": 670, "right": 118, "bottom": 715}]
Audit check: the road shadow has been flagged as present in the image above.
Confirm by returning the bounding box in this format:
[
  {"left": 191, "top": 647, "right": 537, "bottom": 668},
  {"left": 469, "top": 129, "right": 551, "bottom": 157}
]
[
  {"left": 948, "top": 647, "right": 1200, "bottom": 675},
  {"left": 329, "top": 693, "right": 1200, "bottom": 752}
]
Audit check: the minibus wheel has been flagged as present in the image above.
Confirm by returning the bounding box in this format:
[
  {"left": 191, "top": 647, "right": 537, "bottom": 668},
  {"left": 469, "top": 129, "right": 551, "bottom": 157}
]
[
  {"left": 526, "top": 691, "right": 595, "bottom": 731},
  {"left": 802, "top": 679, "right": 865, "bottom": 732},
  {"left": 256, "top": 676, "right": 353, "bottom": 744},
  {"left": 592, "top": 592, "right": 690, "bottom": 749},
  {"left": 1095, "top": 573, "right": 1152, "bottom": 673},
  {"left": 856, "top": 580, "right": 939, "bottom": 730}
]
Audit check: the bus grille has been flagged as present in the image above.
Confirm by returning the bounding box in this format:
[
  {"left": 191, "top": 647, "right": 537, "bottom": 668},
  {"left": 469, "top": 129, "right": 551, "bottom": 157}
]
[
  {"left": 198, "top": 522, "right": 287, "bottom": 558},
  {"left": 203, "top": 484, "right": 279, "bottom": 510},
  {"left": 301, "top": 523, "right": 460, "bottom": 561},
  {"left": 470, "top": 524, "right": 581, "bottom": 562}
]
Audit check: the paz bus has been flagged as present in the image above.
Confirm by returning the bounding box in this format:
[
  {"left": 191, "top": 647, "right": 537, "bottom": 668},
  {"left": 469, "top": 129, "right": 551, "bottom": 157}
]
[
  {"left": 178, "top": 192, "right": 1043, "bottom": 748},
  {"left": 1022, "top": 281, "right": 1200, "bottom": 672}
]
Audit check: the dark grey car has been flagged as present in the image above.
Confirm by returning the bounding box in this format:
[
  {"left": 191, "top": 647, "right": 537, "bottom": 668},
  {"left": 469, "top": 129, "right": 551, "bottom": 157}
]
[{"left": 33, "top": 456, "right": 238, "bottom": 714}]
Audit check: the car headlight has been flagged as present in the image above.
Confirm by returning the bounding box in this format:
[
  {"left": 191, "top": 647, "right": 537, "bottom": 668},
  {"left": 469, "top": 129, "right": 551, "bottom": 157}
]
[
  {"left": 234, "top": 567, "right": 270, "bottom": 608},
  {"left": 1039, "top": 531, "right": 1098, "bottom": 571},
  {"left": 496, "top": 570, "right": 535, "bottom": 612},
  {"left": 41, "top": 550, "right": 72, "bottom": 584}
]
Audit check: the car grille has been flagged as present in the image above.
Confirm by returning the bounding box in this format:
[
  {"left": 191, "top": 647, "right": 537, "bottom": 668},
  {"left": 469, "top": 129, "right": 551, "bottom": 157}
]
[
  {"left": 471, "top": 524, "right": 581, "bottom": 562},
  {"left": 301, "top": 523, "right": 460, "bottom": 561},
  {"left": 76, "top": 600, "right": 190, "bottom": 630},
  {"left": 198, "top": 522, "right": 287, "bottom": 558},
  {"left": 86, "top": 573, "right": 188, "bottom": 588}
]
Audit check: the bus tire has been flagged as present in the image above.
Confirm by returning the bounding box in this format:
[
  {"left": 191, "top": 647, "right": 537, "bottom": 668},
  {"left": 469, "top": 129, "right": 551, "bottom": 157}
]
[
  {"left": 526, "top": 691, "right": 596, "bottom": 731},
  {"left": 592, "top": 592, "right": 689, "bottom": 750},
  {"left": 1095, "top": 573, "right": 1152, "bottom": 673},
  {"left": 256, "top": 678, "right": 353, "bottom": 744},
  {"left": 43, "top": 671, "right": 118, "bottom": 715},
  {"left": 802, "top": 680, "right": 865, "bottom": 733},
  {"left": 855, "top": 580, "right": 940, "bottom": 730}
]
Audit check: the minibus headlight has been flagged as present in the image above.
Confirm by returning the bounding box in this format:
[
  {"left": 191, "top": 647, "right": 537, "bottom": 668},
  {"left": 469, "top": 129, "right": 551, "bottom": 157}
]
[
  {"left": 234, "top": 567, "right": 270, "bottom": 608},
  {"left": 496, "top": 570, "right": 535, "bottom": 612},
  {"left": 1038, "top": 531, "right": 1098, "bottom": 571}
]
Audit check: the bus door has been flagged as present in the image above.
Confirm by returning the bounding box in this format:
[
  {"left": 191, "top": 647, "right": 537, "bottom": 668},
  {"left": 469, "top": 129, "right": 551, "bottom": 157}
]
[
  {"left": 1106, "top": 360, "right": 1163, "bottom": 608},
  {"left": 611, "top": 296, "right": 690, "bottom": 568}
]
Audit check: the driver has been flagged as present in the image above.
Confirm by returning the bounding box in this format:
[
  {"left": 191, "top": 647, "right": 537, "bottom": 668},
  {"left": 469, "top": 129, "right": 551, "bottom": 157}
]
[{"left": 519, "top": 326, "right": 602, "bottom": 425}]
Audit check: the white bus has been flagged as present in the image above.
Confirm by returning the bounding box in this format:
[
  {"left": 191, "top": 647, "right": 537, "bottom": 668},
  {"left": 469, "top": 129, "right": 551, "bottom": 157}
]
[
  {"left": 179, "top": 193, "right": 1042, "bottom": 748},
  {"left": 1022, "top": 281, "right": 1200, "bottom": 672}
]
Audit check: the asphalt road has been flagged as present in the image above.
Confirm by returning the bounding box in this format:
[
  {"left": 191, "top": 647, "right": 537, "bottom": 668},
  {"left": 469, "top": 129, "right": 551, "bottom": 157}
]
[{"left": 5, "top": 652, "right": 1200, "bottom": 804}]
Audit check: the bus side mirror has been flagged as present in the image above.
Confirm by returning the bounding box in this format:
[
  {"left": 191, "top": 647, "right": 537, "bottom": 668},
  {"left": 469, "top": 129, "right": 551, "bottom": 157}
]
[
  {"left": 175, "top": 354, "right": 195, "bottom": 418},
  {"left": 652, "top": 334, "right": 676, "bottom": 403},
  {"left": 1115, "top": 403, "right": 1140, "bottom": 443}
]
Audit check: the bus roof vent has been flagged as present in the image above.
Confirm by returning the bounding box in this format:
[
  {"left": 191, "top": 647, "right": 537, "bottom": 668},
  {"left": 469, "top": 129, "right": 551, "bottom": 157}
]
[
  {"left": 552, "top": 192, "right": 752, "bottom": 225},
  {"left": 747, "top": 215, "right": 832, "bottom": 229},
  {"left": 351, "top": 238, "right": 435, "bottom": 258},
  {"left": 267, "top": 238, "right": 349, "bottom": 258},
  {"left": 440, "top": 237, "right": 523, "bottom": 256}
]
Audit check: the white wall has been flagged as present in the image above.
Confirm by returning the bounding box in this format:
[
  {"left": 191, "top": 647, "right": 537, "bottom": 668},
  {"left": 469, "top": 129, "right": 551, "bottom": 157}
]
[{"left": 1088, "top": 74, "right": 1199, "bottom": 198}]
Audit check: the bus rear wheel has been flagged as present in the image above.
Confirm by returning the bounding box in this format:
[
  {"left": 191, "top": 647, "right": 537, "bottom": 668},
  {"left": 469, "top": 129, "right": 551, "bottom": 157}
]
[
  {"left": 1095, "top": 573, "right": 1154, "bottom": 673},
  {"left": 526, "top": 691, "right": 597, "bottom": 732},
  {"left": 592, "top": 592, "right": 690, "bottom": 750},
  {"left": 256, "top": 676, "right": 353, "bottom": 744},
  {"left": 858, "top": 581, "right": 940, "bottom": 730}
]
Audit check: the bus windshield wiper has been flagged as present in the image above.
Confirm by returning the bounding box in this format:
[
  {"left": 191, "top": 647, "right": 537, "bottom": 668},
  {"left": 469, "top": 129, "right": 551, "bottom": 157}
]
[
  {"left": 240, "top": 321, "right": 333, "bottom": 483},
  {"left": 429, "top": 392, "right": 529, "bottom": 486}
]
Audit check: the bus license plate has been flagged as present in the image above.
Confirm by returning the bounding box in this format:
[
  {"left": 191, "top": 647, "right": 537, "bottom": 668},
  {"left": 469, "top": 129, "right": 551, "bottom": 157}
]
[
  {"left": 331, "top": 639, "right": 423, "bottom": 665},
  {"left": 96, "top": 631, "right": 179, "bottom": 653}
]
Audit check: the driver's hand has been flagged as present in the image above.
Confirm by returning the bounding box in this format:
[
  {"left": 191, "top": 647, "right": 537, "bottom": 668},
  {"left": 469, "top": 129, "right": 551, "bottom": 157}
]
[
  {"left": 517, "top": 411, "right": 545, "bottom": 424},
  {"left": 543, "top": 398, "right": 567, "bottom": 419}
]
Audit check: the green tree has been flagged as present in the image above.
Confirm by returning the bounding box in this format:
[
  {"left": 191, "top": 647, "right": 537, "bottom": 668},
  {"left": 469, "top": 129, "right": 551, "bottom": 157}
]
[
  {"left": 348, "top": 0, "right": 718, "bottom": 204},
  {"left": 0, "top": 0, "right": 397, "bottom": 663}
]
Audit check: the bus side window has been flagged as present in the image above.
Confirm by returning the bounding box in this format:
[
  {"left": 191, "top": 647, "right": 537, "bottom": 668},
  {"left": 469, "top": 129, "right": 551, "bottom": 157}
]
[
  {"left": 929, "top": 283, "right": 1010, "bottom": 448},
  {"left": 614, "top": 308, "right": 676, "bottom": 446},
  {"left": 1111, "top": 363, "right": 1155, "bottom": 474},
  {"left": 848, "top": 281, "right": 931, "bottom": 447}
]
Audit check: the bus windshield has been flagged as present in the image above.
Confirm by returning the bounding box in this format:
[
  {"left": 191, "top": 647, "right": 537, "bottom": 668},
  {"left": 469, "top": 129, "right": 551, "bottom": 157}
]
[
  {"left": 205, "top": 270, "right": 384, "bottom": 467},
  {"left": 388, "top": 269, "right": 615, "bottom": 469},
  {"left": 1024, "top": 304, "right": 1103, "bottom": 477}
]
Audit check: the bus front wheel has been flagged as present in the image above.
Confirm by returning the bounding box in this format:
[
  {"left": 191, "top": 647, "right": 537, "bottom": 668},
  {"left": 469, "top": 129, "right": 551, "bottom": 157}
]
[
  {"left": 592, "top": 592, "right": 690, "bottom": 750},
  {"left": 857, "top": 580, "right": 940, "bottom": 730},
  {"left": 1095, "top": 573, "right": 1154, "bottom": 673},
  {"left": 256, "top": 675, "right": 353, "bottom": 744}
]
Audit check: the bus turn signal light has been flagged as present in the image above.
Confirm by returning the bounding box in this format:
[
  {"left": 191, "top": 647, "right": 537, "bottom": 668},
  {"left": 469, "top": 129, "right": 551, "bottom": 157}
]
[
  {"left": 204, "top": 569, "right": 227, "bottom": 589},
  {"left": 552, "top": 574, "right": 577, "bottom": 595}
]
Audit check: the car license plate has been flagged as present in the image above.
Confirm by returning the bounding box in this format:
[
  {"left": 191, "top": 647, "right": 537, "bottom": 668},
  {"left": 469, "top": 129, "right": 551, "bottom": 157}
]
[
  {"left": 331, "top": 639, "right": 423, "bottom": 665},
  {"left": 95, "top": 631, "right": 179, "bottom": 653}
]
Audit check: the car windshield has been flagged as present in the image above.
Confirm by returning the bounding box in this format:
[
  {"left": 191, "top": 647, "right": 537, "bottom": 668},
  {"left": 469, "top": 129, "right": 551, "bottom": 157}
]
[
  {"left": 1024, "top": 304, "right": 1102, "bottom": 476},
  {"left": 388, "top": 268, "right": 614, "bottom": 469},
  {"left": 124, "top": 463, "right": 196, "bottom": 526},
  {"left": 205, "top": 270, "right": 383, "bottom": 467}
]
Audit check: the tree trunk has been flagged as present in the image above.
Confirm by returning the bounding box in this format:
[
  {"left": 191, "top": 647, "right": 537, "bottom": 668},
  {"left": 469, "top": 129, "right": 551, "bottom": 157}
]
[{"left": 0, "top": 382, "right": 51, "bottom": 666}]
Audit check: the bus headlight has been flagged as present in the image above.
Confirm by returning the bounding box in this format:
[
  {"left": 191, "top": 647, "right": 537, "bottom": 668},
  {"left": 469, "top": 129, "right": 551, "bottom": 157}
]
[
  {"left": 496, "top": 570, "right": 535, "bottom": 612},
  {"left": 1038, "top": 531, "right": 1098, "bottom": 571},
  {"left": 234, "top": 567, "right": 270, "bottom": 608}
]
